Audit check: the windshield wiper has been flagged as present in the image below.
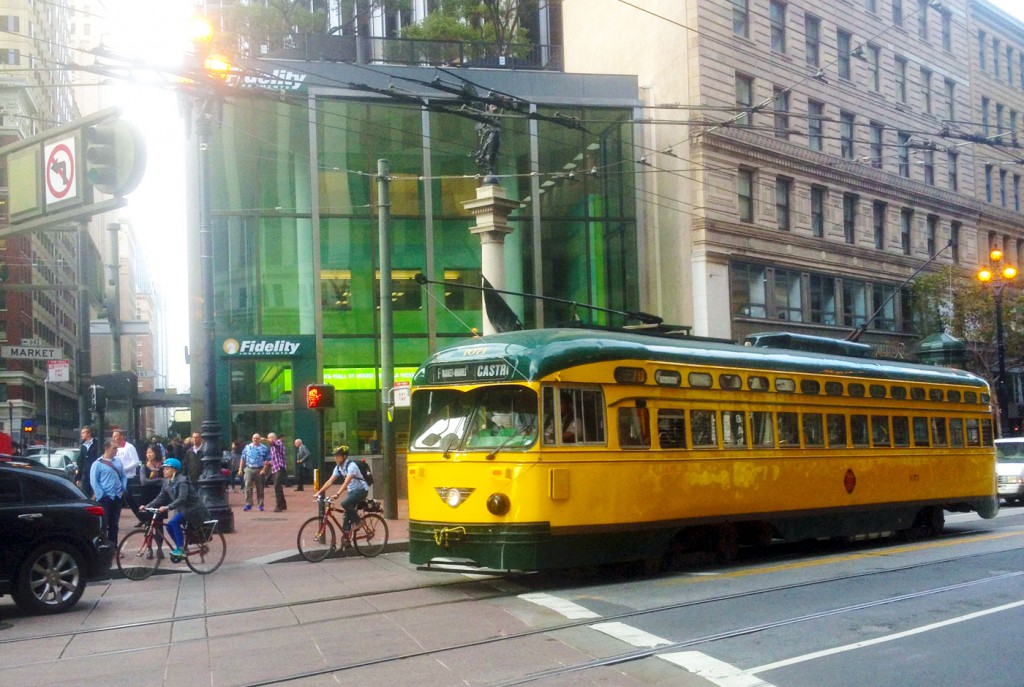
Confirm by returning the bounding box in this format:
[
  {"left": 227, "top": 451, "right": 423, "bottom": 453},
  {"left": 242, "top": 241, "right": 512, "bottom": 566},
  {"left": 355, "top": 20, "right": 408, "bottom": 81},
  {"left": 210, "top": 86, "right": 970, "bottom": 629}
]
[{"left": 486, "top": 422, "right": 536, "bottom": 460}]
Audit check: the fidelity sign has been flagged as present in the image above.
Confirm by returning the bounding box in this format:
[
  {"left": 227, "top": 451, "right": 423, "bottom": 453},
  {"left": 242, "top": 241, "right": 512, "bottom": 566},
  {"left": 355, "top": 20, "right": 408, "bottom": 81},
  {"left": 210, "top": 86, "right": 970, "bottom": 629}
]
[
  {"left": 2, "top": 344, "right": 59, "bottom": 360},
  {"left": 221, "top": 338, "right": 301, "bottom": 357}
]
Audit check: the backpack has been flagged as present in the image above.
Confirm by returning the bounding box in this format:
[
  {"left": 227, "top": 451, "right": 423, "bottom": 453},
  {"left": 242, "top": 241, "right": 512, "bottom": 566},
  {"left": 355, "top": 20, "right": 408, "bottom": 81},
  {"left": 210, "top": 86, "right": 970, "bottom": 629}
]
[{"left": 347, "top": 458, "right": 374, "bottom": 486}]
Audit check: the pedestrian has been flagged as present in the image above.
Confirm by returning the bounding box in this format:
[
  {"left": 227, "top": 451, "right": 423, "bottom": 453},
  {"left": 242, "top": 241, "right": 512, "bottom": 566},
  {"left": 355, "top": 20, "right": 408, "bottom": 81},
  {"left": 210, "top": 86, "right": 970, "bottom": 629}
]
[
  {"left": 149, "top": 435, "right": 167, "bottom": 459},
  {"left": 168, "top": 434, "right": 185, "bottom": 461},
  {"left": 139, "top": 445, "right": 165, "bottom": 505},
  {"left": 185, "top": 431, "right": 206, "bottom": 484},
  {"left": 268, "top": 432, "right": 288, "bottom": 512},
  {"left": 90, "top": 439, "right": 126, "bottom": 544},
  {"left": 226, "top": 439, "right": 243, "bottom": 491},
  {"left": 112, "top": 429, "right": 144, "bottom": 525},
  {"left": 238, "top": 433, "right": 269, "bottom": 511},
  {"left": 315, "top": 446, "right": 368, "bottom": 535},
  {"left": 293, "top": 438, "right": 311, "bottom": 491},
  {"left": 77, "top": 425, "right": 100, "bottom": 497},
  {"left": 145, "top": 457, "right": 210, "bottom": 559}
]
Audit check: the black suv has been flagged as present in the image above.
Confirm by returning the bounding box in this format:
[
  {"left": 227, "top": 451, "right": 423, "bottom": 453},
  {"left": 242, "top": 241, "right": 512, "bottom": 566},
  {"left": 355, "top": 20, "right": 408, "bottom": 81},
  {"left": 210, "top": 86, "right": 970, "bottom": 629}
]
[{"left": 0, "top": 457, "right": 114, "bottom": 614}]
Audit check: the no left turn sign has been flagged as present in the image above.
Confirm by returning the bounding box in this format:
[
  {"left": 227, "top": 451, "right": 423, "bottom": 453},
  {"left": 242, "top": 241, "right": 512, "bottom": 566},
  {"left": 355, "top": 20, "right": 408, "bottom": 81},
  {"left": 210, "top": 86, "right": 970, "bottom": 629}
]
[{"left": 44, "top": 136, "right": 77, "bottom": 205}]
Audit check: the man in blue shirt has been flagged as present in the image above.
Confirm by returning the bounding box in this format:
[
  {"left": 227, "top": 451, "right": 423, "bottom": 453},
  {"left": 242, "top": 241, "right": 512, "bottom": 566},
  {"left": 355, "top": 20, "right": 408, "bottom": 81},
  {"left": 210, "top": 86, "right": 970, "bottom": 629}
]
[
  {"left": 90, "top": 439, "right": 126, "bottom": 543},
  {"left": 238, "top": 433, "right": 269, "bottom": 511}
]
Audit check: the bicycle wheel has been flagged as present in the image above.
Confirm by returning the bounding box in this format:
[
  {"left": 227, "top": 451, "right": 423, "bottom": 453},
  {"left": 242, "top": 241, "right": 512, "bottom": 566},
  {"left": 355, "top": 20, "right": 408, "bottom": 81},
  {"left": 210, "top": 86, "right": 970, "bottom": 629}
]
[
  {"left": 297, "top": 516, "right": 335, "bottom": 563},
  {"left": 185, "top": 531, "right": 226, "bottom": 575},
  {"left": 117, "top": 530, "right": 161, "bottom": 581},
  {"left": 353, "top": 513, "right": 389, "bottom": 558}
]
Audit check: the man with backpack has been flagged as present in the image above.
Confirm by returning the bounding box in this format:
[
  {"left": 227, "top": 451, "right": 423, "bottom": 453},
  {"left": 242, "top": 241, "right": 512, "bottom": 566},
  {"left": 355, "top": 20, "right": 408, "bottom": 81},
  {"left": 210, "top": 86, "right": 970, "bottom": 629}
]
[{"left": 314, "top": 445, "right": 369, "bottom": 535}]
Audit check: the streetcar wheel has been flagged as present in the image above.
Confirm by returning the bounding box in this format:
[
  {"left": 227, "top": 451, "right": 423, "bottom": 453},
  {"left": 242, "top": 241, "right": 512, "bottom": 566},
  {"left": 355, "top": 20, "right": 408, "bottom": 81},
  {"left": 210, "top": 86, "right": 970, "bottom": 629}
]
[
  {"left": 714, "top": 523, "right": 740, "bottom": 562},
  {"left": 298, "top": 517, "right": 335, "bottom": 562},
  {"left": 353, "top": 513, "right": 389, "bottom": 558},
  {"left": 117, "top": 530, "right": 160, "bottom": 581},
  {"left": 185, "top": 532, "right": 226, "bottom": 574}
]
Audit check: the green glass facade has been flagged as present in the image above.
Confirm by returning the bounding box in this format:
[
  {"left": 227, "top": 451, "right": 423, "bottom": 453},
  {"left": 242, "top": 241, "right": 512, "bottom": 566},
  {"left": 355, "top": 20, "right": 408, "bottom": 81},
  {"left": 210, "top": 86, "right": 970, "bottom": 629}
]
[{"left": 203, "top": 69, "right": 639, "bottom": 461}]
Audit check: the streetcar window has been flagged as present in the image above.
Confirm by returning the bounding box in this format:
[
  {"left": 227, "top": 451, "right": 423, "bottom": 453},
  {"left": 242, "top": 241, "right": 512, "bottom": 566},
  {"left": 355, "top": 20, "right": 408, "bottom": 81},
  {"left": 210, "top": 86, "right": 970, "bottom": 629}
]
[
  {"left": 410, "top": 386, "right": 539, "bottom": 453},
  {"left": 966, "top": 418, "right": 981, "bottom": 446},
  {"left": 778, "top": 412, "right": 800, "bottom": 447},
  {"left": 689, "top": 372, "right": 713, "bottom": 388},
  {"left": 891, "top": 386, "right": 908, "bottom": 400},
  {"left": 803, "top": 413, "right": 825, "bottom": 447},
  {"left": 749, "top": 376, "right": 769, "bottom": 391},
  {"left": 722, "top": 410, "right": 748, "bottom": 448},
  {"left": 719, "top": 374, "right": 742, "bottom": 390},
  {"left": 558, "top": 387, "right": 606, "bottom": 445},
  {"left": 850, "top": 415, "right": 870, "bottom": 447},
  {"left": 947, "top": 390, "right": 961, "bottom": 403},
  {"left": 929, "top": 389, "right": 944, "bottom": 402},
  {"left": 827, "top": 414, "right": 847, "bottom": 447},
  {"left": 964, "top": 391, "right": 978, "bottom": 404},
  {"left": 949, "top": 418, "right": 965, "bottom": 447},
  {"left": 981, "top": 392, "right": 991, "bottom": 404},
  {"left": 618, "top": 407, "right": 651, "bottom": 449},
  {"left": 871, "top": 416, "right": 890, "bottom": 447},
  {"left": 692, "top": 410, "right": 719, "bottom": 448},
  {"left": 775, "top": 378, "right": 796, "bottom": 393},
  {"left": 615, "top": 367, "right": 647, "bottom": 384},
  {"left": 409, "top": 389, "right": 472, "bottom": 452},
  {"left": 657, "top": 410, "right": 687, "bottom": 449},
  {"left": 825, "top": 382, "right": 844, "bottom": 396},
  {"left": 542, "top": 387, "right": 556, "bottom": 446},
  {"left": 982, "top": 419, "right": 994, "bottom": 445},
  {"left": 931, "top": 418, "right": 948, "bottom": 446},
  {"left": 655, "top": 370, "right": 682, "bottom": 387},
  {"left": 893, "top": 416, "right": 910, "bottom": 446},
  {"left": 912, "top": 417, "right": 930, "bottom": 446},
  {"left": 911, "top": 387, "right": 926, "bottom": 401},
  {"left": 848, "top": 384, "right": 865, "bottom": 398},
  {"left": 751, "top": 411, "right": 775, "bottom": 448},
  {"left": 869, "top": 385, "right": 887, "bottom": 399},
  {"left": 800, "top": 380, "right": 821, "bottom": 395}
]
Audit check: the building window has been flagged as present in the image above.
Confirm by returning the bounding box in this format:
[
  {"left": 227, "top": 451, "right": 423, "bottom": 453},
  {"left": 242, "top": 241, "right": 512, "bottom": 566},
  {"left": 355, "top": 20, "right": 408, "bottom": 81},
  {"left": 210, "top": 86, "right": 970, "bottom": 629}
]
[
  {"left": 811, "top": 186, "right": 826, "bottom": 237},
  {"left": 950, "top": 222, "right": 961, "bottom": 263},
  {"left": 920, "top": 68, "right": 932, "bottom": 114},
  {"left": 869, "top": 123, "right": 884, "bottom": 169},
  {"left": 0, "top": 16, "right": 19, "bottom": 32},
  {"left": 901, "top": 208, "right": 913, "bottom": 255},
  {"left": 805, "top": 14, "right": 820, "bottom": 66},
  {"left": 810, "top": 274, "right": 836, "bottom": 324},
  {"left": 866, "top": 44, "right": 880, "bottom": 92},
  {"left": 927, "top": 215, "right": 938, "bottom": 256},
  {"left": 917, "top": 0, "right": 928, "bottom": 40},
  {"left": 776, "top": 177, "right": 792, "bottom": 231},
  {"left": 873, "top": 201, "right": 887, "bottom": 250},
  {"left": 893, "top": 0, "right": 903, "bottom": 27},
  {"left": 1001, "top": 169, "right": 1008, "bottom": 206},
  {"left": 773, "top": 86, "right": 789, "bottom": 139},
  {"left": 1009, "top": 47, "right": 1015, "bottom": 85},
  {"left": 941, "top": 11, "right": 952, "bottom": 51},
  {"left": 770, "top": 0, "right": 786, "bottom": 53},
  {"left": 1020, "top": 54, "right": 1024, "bottom": 89},
  {"left": 735, "top": 72, "right": 753, "bottom": 126},
  {"left": 979, "top": 30, "right": 987, "bottom": 70},
  {"left": 774, "top": 268, "right": 803, "bottom": 321},
  {"left": 895, "top": 56, "right": 908, "bottom": 103},
  {"left": 944, "top": 79, "right": 955, "bottom": 121},
  {"left": 738, "top": 168, "right": 754, "bottom": 222},
  {"left": 871, "top": 283, "right": 896, "bottom": 331},
  {"left": 808, "top": 100, "right": 824, "bottom": 152},
  {"left": 982, "top": 97, "right": 990, "bottom": 136},
  {"left": 997, "top": 103, "right": 1005, "bottom": 135},
  {"left": 994, "top": 38, "right": 1001, "bottom": 77},
  {"left": 1015, "top": 174, "right": 1021, "bottom": 212},
  {"left": 923, "top": 149, "right": 934, "bottom": 185},
  {"left": 732, "top": 262, "right": 767, "bottom": 318},
  {"left": 733, "top": 0, "right": 749, "bottom": 37},
  {"left": 898, "top": 131, "right": 911, "bottom": 178},
  {"left": 837, "top": 30, "right": 852, "bottom": 80},
  {"left": 0, "top": 49, "right": 19, "bottom": 65},
  {"left": 948, "top": 151, "right": 958, "bottom": 191},
  {"left": 866, "top": 0, "right": 877, "bottom": 12},
  {"left": 843, "top": 193, "right": 858, "bottom": 244},
  {"left": 840, "top": 111, "right": 855, "bottom": 159},
  {"left": 843, "top": 279, "right": 867, "bottom": 327},
  {"left": 986, "top": 165, "right": 993, "bottom": 202}
]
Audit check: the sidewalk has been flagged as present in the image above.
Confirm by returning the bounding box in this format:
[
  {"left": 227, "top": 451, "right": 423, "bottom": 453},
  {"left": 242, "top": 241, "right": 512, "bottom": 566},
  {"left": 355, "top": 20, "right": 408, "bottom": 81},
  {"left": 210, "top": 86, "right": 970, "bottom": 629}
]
[{"left": 160, "top": 485, "right": 408, "bottom": 567}]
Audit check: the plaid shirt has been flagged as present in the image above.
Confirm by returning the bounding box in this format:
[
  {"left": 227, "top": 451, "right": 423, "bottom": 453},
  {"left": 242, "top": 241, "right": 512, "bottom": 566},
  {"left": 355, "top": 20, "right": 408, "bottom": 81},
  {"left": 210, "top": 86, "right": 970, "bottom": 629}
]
[{"left": 269, "top": 439, "right": 286, "bottom": 473}]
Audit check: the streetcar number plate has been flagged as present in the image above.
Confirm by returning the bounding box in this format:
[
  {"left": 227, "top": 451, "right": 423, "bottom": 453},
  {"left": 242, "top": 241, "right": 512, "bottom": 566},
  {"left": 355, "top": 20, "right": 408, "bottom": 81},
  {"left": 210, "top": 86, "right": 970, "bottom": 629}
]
[{"left": 428, "top": 362, "right": 512, "bottom": 384}]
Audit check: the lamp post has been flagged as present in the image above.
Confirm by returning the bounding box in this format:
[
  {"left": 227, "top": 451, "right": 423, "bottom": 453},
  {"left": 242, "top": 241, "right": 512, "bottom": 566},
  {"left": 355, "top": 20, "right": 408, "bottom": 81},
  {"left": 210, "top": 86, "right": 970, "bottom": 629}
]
[{"left": 977, "top": 248, "right": 1018, "bottom": 436}]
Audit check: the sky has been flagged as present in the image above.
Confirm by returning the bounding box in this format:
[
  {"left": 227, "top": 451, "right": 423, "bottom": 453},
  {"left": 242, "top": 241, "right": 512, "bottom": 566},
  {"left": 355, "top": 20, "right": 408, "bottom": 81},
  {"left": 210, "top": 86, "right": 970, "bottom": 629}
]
[{"left": 99, "top": 0, "right": 1024, "bottom": 392}]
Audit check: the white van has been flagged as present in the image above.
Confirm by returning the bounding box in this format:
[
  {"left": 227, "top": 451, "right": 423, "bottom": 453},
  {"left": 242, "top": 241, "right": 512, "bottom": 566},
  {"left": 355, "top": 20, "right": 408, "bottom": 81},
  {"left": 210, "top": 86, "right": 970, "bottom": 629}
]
[{"left": 995, "top": 437, "right": 1024, "bottom": 504}]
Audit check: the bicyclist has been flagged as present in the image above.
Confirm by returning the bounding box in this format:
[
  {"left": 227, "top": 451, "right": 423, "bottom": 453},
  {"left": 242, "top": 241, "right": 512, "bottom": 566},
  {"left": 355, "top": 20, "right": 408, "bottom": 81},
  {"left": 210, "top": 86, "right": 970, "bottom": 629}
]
[
  {"left": 145, "top": 457, "right": 210, "bottom": 558},
  {"left": 315, "top": 445, "right": 368, "bottom": 536}
]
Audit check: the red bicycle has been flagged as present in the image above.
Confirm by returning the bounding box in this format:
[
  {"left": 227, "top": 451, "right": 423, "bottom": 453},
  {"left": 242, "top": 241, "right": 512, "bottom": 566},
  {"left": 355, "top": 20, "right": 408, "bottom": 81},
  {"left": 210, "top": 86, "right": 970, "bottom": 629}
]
[
  {"left": 117, "top": 507, "right": 226, "bottom": 578},
  {"left": 296, "top": 496, "right": 389, "bottom": 562}
]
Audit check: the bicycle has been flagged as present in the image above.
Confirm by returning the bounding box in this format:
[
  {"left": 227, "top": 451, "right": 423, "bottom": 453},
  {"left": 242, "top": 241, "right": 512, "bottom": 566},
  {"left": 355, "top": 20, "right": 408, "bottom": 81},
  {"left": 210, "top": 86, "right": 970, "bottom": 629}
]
[
  {"left": 117, "top": 507, "right": 226, "bottom": 579},
  {"left": 297, "top": 496, "right": 389, "bottom": 562}
]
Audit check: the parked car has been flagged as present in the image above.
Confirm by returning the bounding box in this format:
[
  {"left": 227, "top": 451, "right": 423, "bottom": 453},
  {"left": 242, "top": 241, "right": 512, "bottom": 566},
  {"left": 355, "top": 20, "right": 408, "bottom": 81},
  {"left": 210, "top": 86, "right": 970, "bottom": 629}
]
[
  {"left": 12, "top": 455, "right": 71, "bottom": 481},
  {"left": 36, "top": 449, "right": 80, "bottom": 482},
  {"left": 0, "top": 456, "right": 114, "bottom": 614},
  {"left": 995, "top": 437, "right": 1024, "bottom": 505}
]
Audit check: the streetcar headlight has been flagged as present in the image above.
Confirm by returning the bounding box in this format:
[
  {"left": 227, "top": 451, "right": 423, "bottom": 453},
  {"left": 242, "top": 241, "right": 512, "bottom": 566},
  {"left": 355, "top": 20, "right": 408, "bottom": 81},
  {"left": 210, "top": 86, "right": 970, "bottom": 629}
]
[
  {"left": 435, "top": 487, "right": 474, "bottom": 508},
  {"left": 486, "top": 492, "right": 510, "bottom": 515}
]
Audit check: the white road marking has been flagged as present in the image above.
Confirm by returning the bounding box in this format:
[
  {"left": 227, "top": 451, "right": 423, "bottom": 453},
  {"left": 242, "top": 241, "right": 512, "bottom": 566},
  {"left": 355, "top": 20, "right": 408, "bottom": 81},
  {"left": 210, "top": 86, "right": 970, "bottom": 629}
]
[
  {"left": 590, "top": 621, "right": 672, "bottom": 648},
  {"left": 660, "top": 651, "right": 777, "bottom": 687},
  {"left": 749, "top": 598, "right": 1024, "bottom": 674},
  {"left": 517, "top": 592, "right": 601, "bottom": 619}
]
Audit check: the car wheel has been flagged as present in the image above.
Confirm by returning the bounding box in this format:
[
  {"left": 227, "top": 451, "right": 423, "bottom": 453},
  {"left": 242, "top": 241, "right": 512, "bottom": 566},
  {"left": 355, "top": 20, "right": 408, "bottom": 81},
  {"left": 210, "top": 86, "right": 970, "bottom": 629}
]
[{"left": 11, "top": 542, "right": 87, "bottom": 615}]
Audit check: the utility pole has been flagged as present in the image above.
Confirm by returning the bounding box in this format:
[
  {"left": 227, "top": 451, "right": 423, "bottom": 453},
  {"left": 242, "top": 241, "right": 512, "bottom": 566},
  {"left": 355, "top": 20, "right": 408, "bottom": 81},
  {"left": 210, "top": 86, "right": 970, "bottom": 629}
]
[
  {"left": 107, "top": 223, "right": 121, "bottom": 372},
  {"left": 377, "top": 159, "right": 397, "bottom": 520}
]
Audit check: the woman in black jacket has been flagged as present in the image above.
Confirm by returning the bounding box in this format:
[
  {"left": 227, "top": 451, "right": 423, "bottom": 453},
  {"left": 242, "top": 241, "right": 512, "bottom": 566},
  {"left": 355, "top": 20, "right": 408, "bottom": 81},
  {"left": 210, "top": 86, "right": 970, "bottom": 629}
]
[{"left": 146, "top": 457, "right": 210, "bottom": 557}]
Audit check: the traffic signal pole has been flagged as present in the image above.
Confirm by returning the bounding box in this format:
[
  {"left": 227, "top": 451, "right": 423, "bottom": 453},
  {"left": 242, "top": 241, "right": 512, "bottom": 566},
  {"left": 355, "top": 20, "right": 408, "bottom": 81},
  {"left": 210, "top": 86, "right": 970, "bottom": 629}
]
[{"left": 378, "top": 160, "right": 397, "bottom": 520}]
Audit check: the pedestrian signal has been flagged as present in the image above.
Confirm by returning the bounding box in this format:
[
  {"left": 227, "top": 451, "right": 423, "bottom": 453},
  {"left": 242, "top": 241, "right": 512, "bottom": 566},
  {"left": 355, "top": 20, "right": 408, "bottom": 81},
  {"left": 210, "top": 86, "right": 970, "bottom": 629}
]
[
  {"left": 22, "top": 418, "right": 36, "bottom": 434},
  {"left": 306, "top": 384, "right": 335, "bottom": 409}
]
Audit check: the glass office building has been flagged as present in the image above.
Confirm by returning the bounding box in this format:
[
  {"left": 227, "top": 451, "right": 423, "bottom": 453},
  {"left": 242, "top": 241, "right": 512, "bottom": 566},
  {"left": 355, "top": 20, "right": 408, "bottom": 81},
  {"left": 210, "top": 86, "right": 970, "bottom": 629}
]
[{"left": 192, "top": 63, "right": 641, "bottom": 458}]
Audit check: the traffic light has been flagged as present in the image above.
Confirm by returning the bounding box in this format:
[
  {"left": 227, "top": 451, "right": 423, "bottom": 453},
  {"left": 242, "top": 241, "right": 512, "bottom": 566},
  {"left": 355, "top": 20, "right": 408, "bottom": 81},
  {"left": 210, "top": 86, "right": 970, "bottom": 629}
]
[
  {"left": 306, "top": 384, "right": 335, "bottom": 409},
  {"left": 83, "top": 117, "right": 147, "bottom": 196},
  {"left": 89, "top": 384, "right": 106, "bottom": 413},
  {"left": 21, "top": 418, "right": 36, "bottom": 434}
]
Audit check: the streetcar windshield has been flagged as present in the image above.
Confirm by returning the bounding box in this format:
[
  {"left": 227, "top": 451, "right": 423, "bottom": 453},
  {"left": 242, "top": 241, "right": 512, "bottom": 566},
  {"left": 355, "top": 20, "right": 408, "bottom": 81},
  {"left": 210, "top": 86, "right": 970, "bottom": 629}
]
[
  {"left": 995, "top": 438, "right": 1024, "bottom": 462},
  {"left": 410, "top": 386, "right": 538, "bottom": 453}
]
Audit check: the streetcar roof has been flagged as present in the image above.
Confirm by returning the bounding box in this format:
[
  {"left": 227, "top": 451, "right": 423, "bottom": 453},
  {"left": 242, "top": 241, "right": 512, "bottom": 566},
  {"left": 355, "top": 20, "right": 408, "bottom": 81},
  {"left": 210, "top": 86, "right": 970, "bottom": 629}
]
[{"left": 414, "top": 328, "right": 988, "bottom": 389}]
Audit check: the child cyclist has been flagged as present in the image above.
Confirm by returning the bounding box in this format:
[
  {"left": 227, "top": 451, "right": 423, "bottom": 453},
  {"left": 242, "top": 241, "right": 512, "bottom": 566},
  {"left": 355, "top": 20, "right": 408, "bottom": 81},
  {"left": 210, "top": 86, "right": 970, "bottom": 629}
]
[
  {"left": 145, "top": 457, "right": 210, "bottom": 558},
  {"left": 315, "top": 446, "right": 369, "bottom": 535}
]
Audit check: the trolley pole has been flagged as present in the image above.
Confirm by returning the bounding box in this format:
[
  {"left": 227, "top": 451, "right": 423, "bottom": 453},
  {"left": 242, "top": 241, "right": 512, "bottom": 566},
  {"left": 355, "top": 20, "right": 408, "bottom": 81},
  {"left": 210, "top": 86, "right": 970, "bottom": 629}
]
[{"left": 378, "top": 159, "right": 397, "bottom": 520}]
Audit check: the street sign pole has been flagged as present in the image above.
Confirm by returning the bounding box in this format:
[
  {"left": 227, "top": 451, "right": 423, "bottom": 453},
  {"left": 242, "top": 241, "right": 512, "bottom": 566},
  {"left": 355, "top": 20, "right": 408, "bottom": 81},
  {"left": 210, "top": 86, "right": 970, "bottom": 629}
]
[{"left": 44, "top": 379, "right": 49, "bottom": 454}]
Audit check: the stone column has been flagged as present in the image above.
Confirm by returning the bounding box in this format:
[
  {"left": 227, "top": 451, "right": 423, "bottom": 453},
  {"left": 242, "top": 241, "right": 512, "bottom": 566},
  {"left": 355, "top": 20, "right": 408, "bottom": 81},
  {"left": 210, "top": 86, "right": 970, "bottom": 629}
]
[{"left": 463, "top": 181, "right": 521, "bottom": 335}]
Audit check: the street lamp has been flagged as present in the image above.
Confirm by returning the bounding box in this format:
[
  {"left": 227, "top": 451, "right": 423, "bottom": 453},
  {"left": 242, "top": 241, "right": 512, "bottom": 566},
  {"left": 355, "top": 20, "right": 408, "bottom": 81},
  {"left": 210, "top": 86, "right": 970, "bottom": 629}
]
[{"left": 977, "top": 248, "right": 1018, "bottom": 436}]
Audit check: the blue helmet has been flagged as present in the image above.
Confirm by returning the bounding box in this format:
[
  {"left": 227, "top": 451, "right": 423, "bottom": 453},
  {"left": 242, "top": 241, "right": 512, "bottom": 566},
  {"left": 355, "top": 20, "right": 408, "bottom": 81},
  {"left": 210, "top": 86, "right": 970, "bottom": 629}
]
[{"left": 163, "top": 457, "right": 182, "bottom": 471}]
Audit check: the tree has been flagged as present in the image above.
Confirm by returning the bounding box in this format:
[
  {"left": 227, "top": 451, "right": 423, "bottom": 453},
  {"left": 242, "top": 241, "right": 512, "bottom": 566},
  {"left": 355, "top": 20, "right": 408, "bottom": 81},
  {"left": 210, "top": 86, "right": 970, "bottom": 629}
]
[
  {"left": 400, "top": 0, "right": 538, "bottom": 57},
  {"left": 220, "top": 1, "right": 329, "bottom": 55}
]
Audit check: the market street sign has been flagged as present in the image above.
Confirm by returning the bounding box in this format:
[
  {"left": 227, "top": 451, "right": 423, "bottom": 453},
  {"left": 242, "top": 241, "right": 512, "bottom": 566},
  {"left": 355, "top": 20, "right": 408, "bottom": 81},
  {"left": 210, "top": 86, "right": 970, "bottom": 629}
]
[{"left": 2, "top": 344, "right": 60, "bottom": 360}]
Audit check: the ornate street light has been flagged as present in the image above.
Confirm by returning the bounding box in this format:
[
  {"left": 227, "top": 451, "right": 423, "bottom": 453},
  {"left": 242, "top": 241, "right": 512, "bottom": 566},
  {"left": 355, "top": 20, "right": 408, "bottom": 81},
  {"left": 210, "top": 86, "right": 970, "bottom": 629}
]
[{"left": 977, "top": 248, "right": 1018, "bottom": 436}]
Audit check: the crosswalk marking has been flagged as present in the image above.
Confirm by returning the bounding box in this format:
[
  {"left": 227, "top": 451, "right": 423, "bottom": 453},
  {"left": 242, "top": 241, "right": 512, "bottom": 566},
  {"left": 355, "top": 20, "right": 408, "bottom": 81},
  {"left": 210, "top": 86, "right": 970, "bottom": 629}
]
[{"left": 517, "top": 592, "right": 601, "bottom": 619}]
